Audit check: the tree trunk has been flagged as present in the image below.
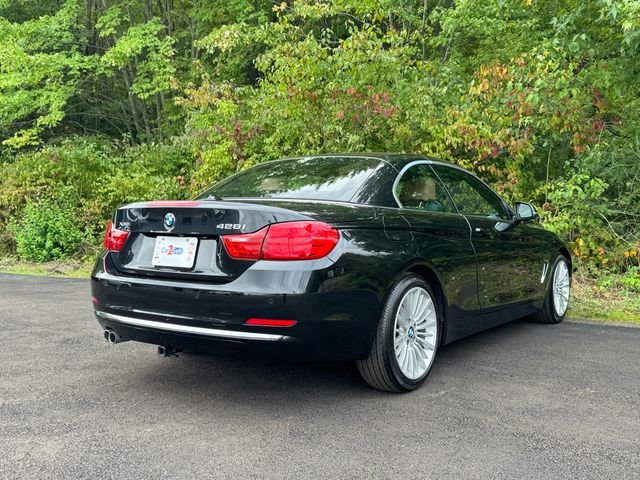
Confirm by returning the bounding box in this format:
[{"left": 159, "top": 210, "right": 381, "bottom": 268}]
[{"left": 122, "top": 67, "right": 144, "bottom": 140}]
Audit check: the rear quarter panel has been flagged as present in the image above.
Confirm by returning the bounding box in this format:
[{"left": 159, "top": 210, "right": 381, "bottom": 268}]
[{"left": 319, "top": 206, "right": 480, "bottom": 347}]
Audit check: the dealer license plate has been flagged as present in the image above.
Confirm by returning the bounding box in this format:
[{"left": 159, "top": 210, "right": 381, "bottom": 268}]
[{"left": 152, "top": 236, "right": 198, "bottom": 269}]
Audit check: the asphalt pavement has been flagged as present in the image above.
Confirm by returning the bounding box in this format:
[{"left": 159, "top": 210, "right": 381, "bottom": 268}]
[{"left": 0, "top": 274, "right": 639, "bottom": 479}]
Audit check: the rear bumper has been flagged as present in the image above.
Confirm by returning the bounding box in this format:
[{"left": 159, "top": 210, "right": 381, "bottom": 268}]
[{"left": 91, "top": 254, "right": 382, "bottom": 361}]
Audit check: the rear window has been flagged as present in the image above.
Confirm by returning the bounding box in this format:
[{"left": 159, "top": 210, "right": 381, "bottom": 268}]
[{"left": 198, "top": 157, "right": 383, "bottom": 202}]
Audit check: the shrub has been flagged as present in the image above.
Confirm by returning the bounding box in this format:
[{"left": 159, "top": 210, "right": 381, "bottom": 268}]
[
  {"left": 0, "top": 137, "right": 194, "bottom": 257},
  {"left": 540, "top": 154, "right": 640, "bottom": 276},
  {"left": 620, "top": 267, "right": 640, "bottom": 293},
  {"left": 0, "top": 136, "right": 115, "bottom": 254},
  {"left": 12, "top": 195, "right": 88, "bottom": 262}
]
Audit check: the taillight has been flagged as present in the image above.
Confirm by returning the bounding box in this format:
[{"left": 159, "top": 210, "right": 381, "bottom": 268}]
[
  {"left": 261, "top": 221, "right": 340, "bottom": 260},
  {"left": 103, "top": 220, "right": 130, "bottom": 252},
  {"left": 222, "top": 221, "right": 339, "bottom": 261},
  {"left": 222, "top": 227, "right": 268, "bottom": 260}
]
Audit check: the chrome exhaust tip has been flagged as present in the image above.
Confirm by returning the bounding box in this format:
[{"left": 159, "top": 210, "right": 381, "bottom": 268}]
[{"left": 103, "top": 328, "right": 126, "bottom": 344}]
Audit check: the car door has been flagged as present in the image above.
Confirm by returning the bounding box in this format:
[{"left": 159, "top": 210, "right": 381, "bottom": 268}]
[
  {"left": 431, "top": 165, "right": 544, "bottom": 312},
  {"left": 392, "top": 162, "right": 479, "bottom": 338}
]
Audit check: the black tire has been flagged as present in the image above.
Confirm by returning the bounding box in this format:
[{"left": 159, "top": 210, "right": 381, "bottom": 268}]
[
  {"left": 531, "top": 255, "right": 571, "bottom": 324},
  {"left": 357, "top": 274, "right": 441, "bottom": 393}
]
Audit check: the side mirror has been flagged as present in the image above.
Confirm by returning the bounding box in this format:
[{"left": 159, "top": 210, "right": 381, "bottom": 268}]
[{"left": 514, "top": 202, "right": 537, "bottom": 222}]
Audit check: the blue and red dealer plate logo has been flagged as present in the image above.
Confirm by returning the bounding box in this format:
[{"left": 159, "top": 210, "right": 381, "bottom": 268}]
[{"left": 160, "top": 245, "right": 183, "bottom": 255}]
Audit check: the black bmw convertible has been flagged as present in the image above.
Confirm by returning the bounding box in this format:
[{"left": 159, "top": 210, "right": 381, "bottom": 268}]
[{"left": 91, "top": 154, "right": 571, "bottom": 392}]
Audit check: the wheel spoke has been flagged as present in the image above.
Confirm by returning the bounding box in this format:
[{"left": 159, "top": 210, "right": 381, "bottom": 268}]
[
  {"left": 418, "top": 345, "right": 430, "bottom": 366},
  {"left": 412, "top": 346, "right": 420, "bottom": 376},
  {"left": 415, "top": 344, "right": 427, "bottom": 364},
  {"left": 557, "top": 265, "right": 566, "bottom": 281},
  {"left": 414, "top": 296, "right": 429, "bottom": 322},
  {"left": 412, "top": 291, "right": 422, "bottom": 316},
  {"left": 408, "top": 346, "right": 415, "bottom": 377},
  {"left": 414, "top": 299, "right": 432, "bottom": 323},
  {"left": 413, "top": 291, "right": 421, "bottom": 316},
  {"left": 415, "top": 327, "right": 434, "bottom": 339},
  {"left": 415, "top": 331, "right": 434, "bottom": 340},
  {"left": 398, "top": 342, "right": 408, "bottom": 369},
  {"left": 407, "top": 291, "right": 416, "bottom": 318},
  {"left": 416, "top": 319, "right": 436, "bottom": 330},
  {"left": 415, "top": 336, "right": 434, "bottom": 350},
  {"left": 398, "top": 304, "right": 409, "bottom": 326},
  {"left": 402, "top": 345, "right": 411, "bottom": 373}
]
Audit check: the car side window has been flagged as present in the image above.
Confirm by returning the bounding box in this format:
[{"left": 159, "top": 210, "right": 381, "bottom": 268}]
[
  {"left": 432, "top": 166, "right": 509, "bottom": 219},
  {"left": 395, "top": 164, "right": 456, "bottom": 213}
]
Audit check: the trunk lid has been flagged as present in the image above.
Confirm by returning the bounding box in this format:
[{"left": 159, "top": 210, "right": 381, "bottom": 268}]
[{"left": 109, "top": 199, "right": 376, "bottom": 283}]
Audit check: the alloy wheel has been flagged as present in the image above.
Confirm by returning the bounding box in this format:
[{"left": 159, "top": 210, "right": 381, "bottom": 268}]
[
  {"left": 552, "top": 260, "right": 570, "bottom": 316},
  {"left": 393, "top": 286, "right": 438, "bottom": 380}
]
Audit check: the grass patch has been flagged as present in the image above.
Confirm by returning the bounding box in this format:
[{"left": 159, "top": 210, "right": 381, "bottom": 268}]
[
  {"left": 0, "top": 256, "right": 94, "bottom": 279},
  {"left": 568, "top": 275, "right": 640, "bottom": 325}
]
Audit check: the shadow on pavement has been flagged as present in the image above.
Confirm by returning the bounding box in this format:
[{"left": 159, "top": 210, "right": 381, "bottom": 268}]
[{"left": 119, "top": 317, "right": 536, "bottom": 402}]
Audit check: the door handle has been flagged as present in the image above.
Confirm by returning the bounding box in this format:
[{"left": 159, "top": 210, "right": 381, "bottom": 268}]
[{"left": 473, "top": 227, "right": 491, "bottom": 238}]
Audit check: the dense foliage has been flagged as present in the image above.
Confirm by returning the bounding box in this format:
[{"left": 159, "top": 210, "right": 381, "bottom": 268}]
[{"left": 0, "top": 0, "right": 638, "bottom": 289}]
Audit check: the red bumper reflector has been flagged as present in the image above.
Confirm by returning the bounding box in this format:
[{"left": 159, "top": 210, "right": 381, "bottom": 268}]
[
  {"left": 91, "top": 296, "right": 99, "bottom": 306},
  {"left": 244, "top": 318, "right": 297, "bottom": 327}
]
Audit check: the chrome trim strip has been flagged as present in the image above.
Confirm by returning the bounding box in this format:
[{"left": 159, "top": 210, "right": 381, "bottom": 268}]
[
  {"left": 95, "top": 310, "right": 289, "bottom": 342},
  {"left": 130, "top": 308, "right": 194, "bottom": 320},
  {"left": 391, "top": 160, "right": 462, "bottom": 211},
  {"left": 391, "top": 160, "right": 425, "bottom": 208},
  {"left": 540, "top": 261, "right": 549, "bottom": 284},
  {"left": 392, "top": 160, "right": 515, "bottom": 218}
]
